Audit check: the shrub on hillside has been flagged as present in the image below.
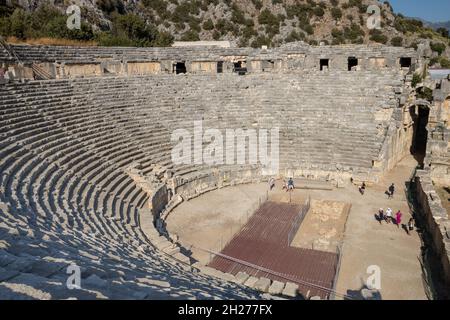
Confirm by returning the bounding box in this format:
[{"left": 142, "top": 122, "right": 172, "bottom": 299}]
[
  {"left": 313, "top": 6, "right": 324, "bottom": 17},
  {"left": 411, "top": 73, "right": 422, "bottom": 88},
  {"left": 390, "top": 36, "right": 403, "bottom": 47},
  {"left": 440, "top": 57, "right": 450, "bottom": 68},
  {"left": 97, "top": 0, "right": 125, "bottom": 14},
  {"left": 251, "top": 35, "right": 271, "bottom": 48},
  {"left": 369, "top": 29, "right": 388, "bottom": 44},
  {"left": 285, "top": 30, "right": 305, "bottom": 43},
  {"left": 202, "top": 19, "right": 214, "bottom": 31},
  {"left": 180, "top": 30, "right": 200, "bottom": 41},
  {"left": 331, "top": 7, "right": 342, "bottom": 20},
  {"left": 430, "top": 42, "right": 446, "bottom": 55},
  {"left": 343, "top": 23, "right": 364, "bottom": 40}
]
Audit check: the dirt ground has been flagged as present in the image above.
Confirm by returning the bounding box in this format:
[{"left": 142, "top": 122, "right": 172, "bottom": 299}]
[
  {"left": 166, "top": 154, "right": 428, "bottom": 300},
  {"left": 166, "top": 183, "right": 269, "bottom": 265},
  {"left": 290, "top": 200, "right": 350, "bottom": 253}
]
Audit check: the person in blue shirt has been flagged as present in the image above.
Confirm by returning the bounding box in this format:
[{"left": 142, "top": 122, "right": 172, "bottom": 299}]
[{"left": 288, "top": 178, "right": 294, "bottom": 191}]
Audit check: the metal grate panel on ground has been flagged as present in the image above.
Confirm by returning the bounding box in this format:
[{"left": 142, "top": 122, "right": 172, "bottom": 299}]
[{"left": 208, "top": 201, "right": 338, "bottom": 299}]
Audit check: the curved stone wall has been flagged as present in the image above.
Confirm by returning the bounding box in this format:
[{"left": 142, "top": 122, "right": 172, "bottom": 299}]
[{"left": 0, "top": 67, "right": 407, "bottom": 299}]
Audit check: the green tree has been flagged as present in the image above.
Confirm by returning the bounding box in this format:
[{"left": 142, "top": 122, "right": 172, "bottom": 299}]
[
  {"left": 430, "top": 42, "right": 446, "bottom": 55},
  {"left": 331, "top": 7, "right": 342, "bottom": 20},
  {"left": 9, "top": 9, "right": 29, "bottom": 39}
]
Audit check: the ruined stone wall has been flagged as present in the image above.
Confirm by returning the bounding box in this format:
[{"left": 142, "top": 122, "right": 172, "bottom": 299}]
[
  {"left": 63, "top": 63, "right": 102, "bottom": 78},
  {"left": 426, "top": 78, "right": 450, "bottom": 185},
  {"left": 1, "top": 43, "right": 418, "bottom": 79},
  {"left": 127, "top": 61, "right": 161, "bottom": 75},
  {"left": 189, "top": 61, "right": 217, "bottom": 74},
  {"left": 415, "top": 170, "right": 450, "bottom": 291}
]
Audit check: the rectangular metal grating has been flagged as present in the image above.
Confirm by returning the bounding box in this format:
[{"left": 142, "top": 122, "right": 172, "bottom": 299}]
[{"left": 208, "top": 201, "right": 339, "bottom": 299}]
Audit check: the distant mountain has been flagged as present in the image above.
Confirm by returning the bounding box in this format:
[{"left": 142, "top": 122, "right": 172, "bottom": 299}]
[
  {"left": 413, "top": 18, "right": 450, "bottom": 32},
  {"left": 428, "top": 21, "right": 450, "bottom": 31}
]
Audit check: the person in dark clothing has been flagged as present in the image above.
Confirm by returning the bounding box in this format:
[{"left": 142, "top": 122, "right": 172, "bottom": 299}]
[
  {"left": 288, "top": 178, "right": 294, "bottom": 191},
  {"left": 359, "top": 182, "right": 366, "bottom": 195},
  {"left": 378, "top": 208, "right": 384, "bottom": 224},
  {"left": 408, "top": 218, "right": 415, "bottom": 232},
  {"left": 388, "top": 183, "right": 395, "bottom": 199}
]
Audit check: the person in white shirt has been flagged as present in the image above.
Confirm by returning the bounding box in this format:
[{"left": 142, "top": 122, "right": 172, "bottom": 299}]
[{"left": 385, "top": 208, "right": 393, "bottom": 223}]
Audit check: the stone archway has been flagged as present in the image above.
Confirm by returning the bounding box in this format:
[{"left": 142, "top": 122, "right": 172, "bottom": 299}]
[{"left": 410, "top": 103, "right": 430, "bottom": 166}]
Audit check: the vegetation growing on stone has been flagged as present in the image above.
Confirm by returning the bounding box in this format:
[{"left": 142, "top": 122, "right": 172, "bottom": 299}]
[{"left": 0, "top": 0, "right": 448, "bottom": 66}]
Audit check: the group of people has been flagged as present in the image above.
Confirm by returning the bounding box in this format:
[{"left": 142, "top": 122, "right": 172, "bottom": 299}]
[
  {"left": 357, "top": 182, "right": 396, "bottom": 199},
  {"left": 354, "top": 179, "right": 415, "bottom": 234},
  {"left": 282, "top": 178, "right": 295, "bottom": 192},
  {"left": 377, "top": 208, "right": 415, "bottom": 233},
  {"left": 269, "top": 177, "right": 295, "bottom": 192}
]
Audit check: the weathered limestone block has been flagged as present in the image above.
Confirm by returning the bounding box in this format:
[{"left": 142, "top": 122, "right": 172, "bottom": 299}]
[
  {"left": 254, "top": 277, "right": 271, "bottom": 292},
  {"left": 136, "top": 278, "right": 171, "bottom": 288},
  {"left": 172, "top": 252, "right": 191, "bottom": 265},
  {"left": 243, "top": 276, "right": 259, "bottom": 288},
  {"left": 282, "top": 282, "right": 298, "bottom": 297},
  {"left": 268, "top": 281, "right": 285, "bottom": 295},
  {"left": 234, "top": 272, "right": 250, "bottom": 285}
]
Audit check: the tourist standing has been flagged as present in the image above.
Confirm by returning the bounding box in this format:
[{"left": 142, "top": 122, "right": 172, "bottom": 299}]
[
  {"left": 359, "top": 182, "right": 366, "bottom": 195},
  {"left": 408, "top": 218, "right": 415, "bottom": 232},
  {"left": 378, "top": 208, "right": 384, "bottom": 223},
  {"left": 268, "top": 178, "right": 275, "bottom": 190},
  {"left": 395, "top": 211, "right": 402, "bottom": 228},
  {"left": 386, "top": 208, "right": 393, "bottom": 223},
  {"left": 288, "top": 177, "right": 294, "bottom": 191},
  {"left": 388, "top": 183, "right": 395, "bottom": 199}
]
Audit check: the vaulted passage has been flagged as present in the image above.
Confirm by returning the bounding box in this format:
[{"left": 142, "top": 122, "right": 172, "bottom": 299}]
[{"left": 411, "top": 106, "right": 430, "bottom": 166}]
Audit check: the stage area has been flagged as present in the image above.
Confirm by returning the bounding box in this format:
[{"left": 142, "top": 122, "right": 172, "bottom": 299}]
[{"left": 166, "top": 156, "right": 428, "bottom": 300}]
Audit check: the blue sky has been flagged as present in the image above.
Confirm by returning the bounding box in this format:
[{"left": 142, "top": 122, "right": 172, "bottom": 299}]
[{"left": 388, "top": 0, "right": 450, "bottom": 22}]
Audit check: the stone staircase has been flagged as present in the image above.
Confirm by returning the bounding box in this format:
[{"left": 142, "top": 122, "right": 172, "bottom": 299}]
[
  {"left": 0, "top": 82, "right": 258, "bottom": 299},
  {"left": 0, "top": 70, "right": 402, "bottom": 299}
]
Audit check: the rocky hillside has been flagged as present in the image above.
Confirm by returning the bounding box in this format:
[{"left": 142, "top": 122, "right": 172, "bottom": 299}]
[{"left": 0, "top": 0, "right": 449, "bottom": 58}]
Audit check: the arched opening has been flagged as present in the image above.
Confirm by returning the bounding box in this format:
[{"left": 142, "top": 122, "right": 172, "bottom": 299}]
[{"left": 410, "top": 105, "right": 430, "bottom": 166}]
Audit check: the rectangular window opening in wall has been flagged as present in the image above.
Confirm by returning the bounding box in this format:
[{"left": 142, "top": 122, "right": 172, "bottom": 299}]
[
  {"left": 174, "top": 62, "right": 186, "bottom": 74},
  {"left": 320, "top": 59, "right": 329, "bottom": 71},
  {"left": 348, "top": 57, "right": 358, "bottom": 71},
  {"left": 400, "top": 57, "right": 412, "bottom": 69},
  {"left": 217, "top": 61, "right": 223, "bottom": 74},
  {"left": 233, "top": 61, "right": 247, "bottom": 75},
  {"left": 262, "top": 60, "right": 275, "bottom": 72}
]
